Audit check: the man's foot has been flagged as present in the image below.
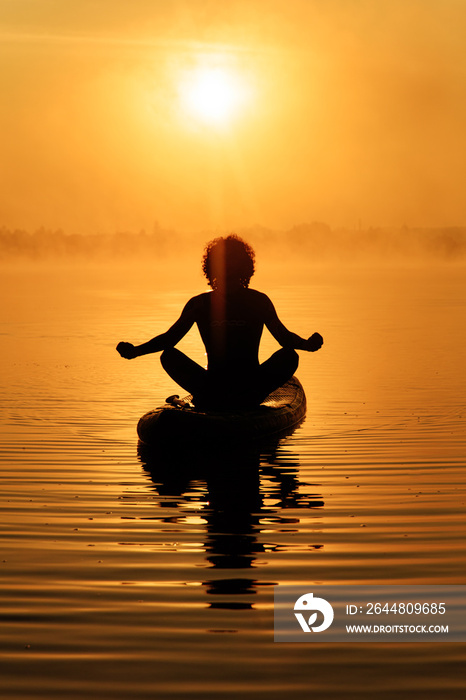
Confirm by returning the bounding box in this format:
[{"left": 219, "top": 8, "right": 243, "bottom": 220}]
[{"left": 166, "top": 395, "right": 193, "bottom": 409}]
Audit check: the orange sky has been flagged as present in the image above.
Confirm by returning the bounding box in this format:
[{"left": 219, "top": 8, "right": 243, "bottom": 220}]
[{"left": 1, "top": 0, "right": 466, "bottom": 234}]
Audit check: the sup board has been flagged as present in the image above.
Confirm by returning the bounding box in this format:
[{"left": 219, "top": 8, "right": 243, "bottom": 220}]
[{"left": 137, "top": 375, "right": 306, "bottom": 445}]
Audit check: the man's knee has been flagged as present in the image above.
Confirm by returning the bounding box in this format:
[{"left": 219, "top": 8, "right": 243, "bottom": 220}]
[
  {"left": 160, "top": 347, "right": 179, "bottom": 371},
  {"left": 264, "top": 347, "right": 299, "bottom": 381},
  {"left": 281, "top": 347, "right": 299, "bottom": 373},
  {"left": 289, "top": 348, "right": 299, "bottom": 373}
]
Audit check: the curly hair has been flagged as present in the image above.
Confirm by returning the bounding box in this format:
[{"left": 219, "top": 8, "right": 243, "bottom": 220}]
[{"left": 202, "top": 234, "right": 255, "bottom": 289}]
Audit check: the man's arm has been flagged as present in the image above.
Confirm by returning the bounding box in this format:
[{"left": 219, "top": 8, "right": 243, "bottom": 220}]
[
  {"left": 116, "top": 297, "right": 198, "bottom": 359},
  {"left": 263, "top": 295, "right": 323, "bottom": 352}
]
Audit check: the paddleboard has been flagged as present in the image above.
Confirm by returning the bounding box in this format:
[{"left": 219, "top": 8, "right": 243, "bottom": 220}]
[{"left": 137, "top": 376, "right": 306, "bottom": 445}]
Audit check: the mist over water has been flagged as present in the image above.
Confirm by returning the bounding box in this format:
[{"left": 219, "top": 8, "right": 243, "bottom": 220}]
[{"left": 1, "top": 225, "right": 466, "bottom": 265}]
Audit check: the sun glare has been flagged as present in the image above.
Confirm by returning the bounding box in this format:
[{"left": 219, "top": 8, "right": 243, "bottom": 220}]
[{"left": 179, "top": 65, "right": 251, "bottom": 128}]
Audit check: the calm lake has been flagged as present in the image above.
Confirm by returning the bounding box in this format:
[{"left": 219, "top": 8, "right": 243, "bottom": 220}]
[{"left": 1, "top": 259, "right": 465, "bottom": 699}]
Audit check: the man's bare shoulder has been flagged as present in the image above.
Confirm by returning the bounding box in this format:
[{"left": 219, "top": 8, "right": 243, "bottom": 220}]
[
  {"left": 246, "top": 288, "right": 274, "bottom": 310},
  {"left": 181, "top": 291, "right": 210, "bottom": 317},
  {"left": 185, "top": 291, "right": 210, "bottom": 305},
  {"left": 246, "top": 288, "right": 270, "bottom": 299}
]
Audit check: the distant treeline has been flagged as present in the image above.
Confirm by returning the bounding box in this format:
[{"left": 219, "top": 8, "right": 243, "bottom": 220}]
[{"left": 1, "top": 224, "right": 465, "bottom": 262}]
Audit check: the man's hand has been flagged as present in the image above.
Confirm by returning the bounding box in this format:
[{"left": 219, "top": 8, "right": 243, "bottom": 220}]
[
  {"left": 305, "top": 332, "right": 324, "bottom": 352},
  {"left": 116, "top": 341, "right": 137, "bottom": 359}
]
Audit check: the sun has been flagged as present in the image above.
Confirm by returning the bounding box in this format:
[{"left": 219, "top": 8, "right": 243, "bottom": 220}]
[{"left": 179, "top": 65, "right": 251, "bottom": 128}]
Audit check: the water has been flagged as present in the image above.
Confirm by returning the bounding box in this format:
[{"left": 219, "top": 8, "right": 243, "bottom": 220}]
[{"left": 1, "top": 261, "right": 465, "bottom": 699}]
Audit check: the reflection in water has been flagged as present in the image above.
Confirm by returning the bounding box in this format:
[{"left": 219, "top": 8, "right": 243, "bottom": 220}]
[{"left": 138, "top": 433, "right": 324, "bottom": 610}]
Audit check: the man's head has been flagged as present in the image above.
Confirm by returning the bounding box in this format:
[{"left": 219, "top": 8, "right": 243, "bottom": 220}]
[{"left": 202, "top": 234, "right": 255, "bottom": 290}]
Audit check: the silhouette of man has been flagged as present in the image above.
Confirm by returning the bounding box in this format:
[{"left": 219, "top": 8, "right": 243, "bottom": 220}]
[{"left": 117, "top": 235, "right": 323, "bottom": 409}]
